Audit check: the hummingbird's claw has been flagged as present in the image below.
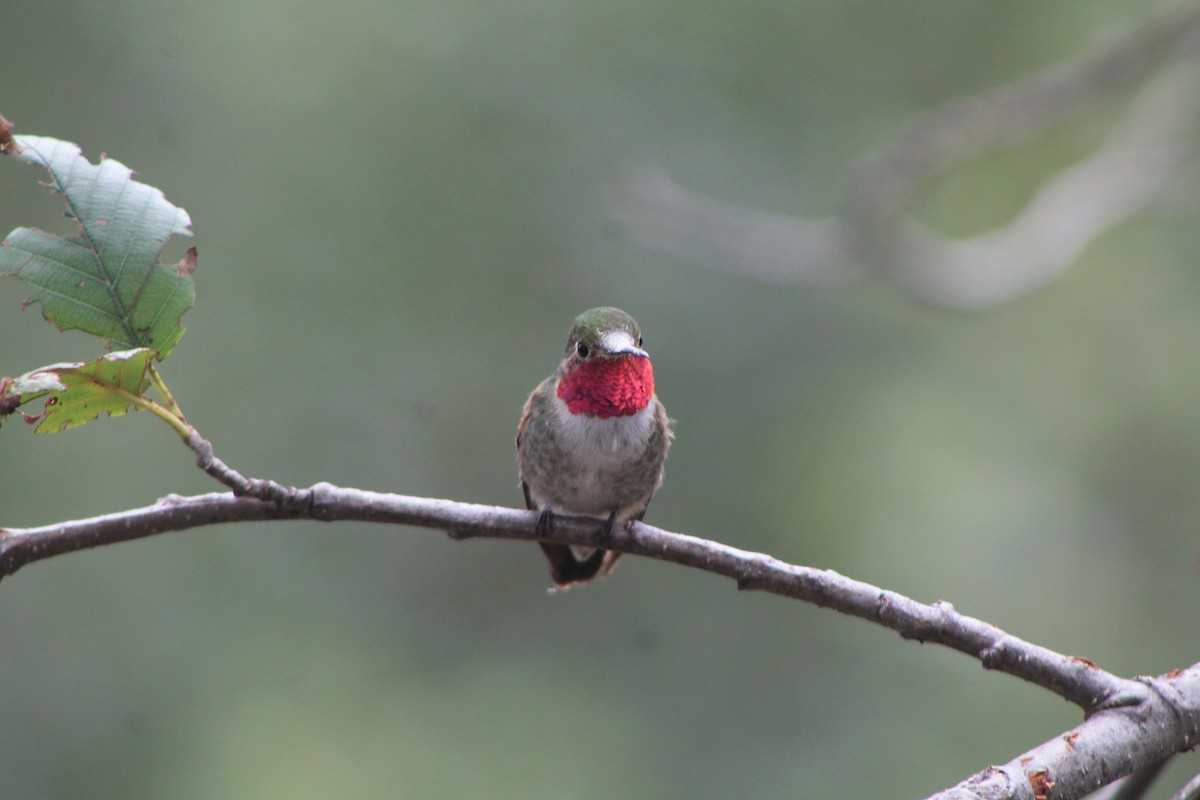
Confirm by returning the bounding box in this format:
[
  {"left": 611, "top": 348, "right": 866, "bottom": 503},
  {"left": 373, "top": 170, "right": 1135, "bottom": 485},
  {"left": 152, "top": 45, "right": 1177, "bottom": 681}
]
[
  {"left": 534, "top": 509, "right": 556, "bottom": 539},
  {"left": 599, "top": 511, "right": 619, "bottom": 546}
]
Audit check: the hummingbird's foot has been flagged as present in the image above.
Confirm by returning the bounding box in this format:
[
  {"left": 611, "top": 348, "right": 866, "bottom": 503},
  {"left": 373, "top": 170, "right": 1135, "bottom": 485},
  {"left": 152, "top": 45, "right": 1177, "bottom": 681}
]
[
  {"left": 598, "top": 511, "right": 619, "bottom": 546},
  {"left": 534, "top": 509, "right": 556, "bottom": 539}
]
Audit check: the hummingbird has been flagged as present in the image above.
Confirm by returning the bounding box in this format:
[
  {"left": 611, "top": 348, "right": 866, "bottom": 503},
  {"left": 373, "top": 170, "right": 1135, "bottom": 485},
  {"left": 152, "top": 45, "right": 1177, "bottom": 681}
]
[{"left": 517, "top": 307, "right": 672, "bottom": 588}]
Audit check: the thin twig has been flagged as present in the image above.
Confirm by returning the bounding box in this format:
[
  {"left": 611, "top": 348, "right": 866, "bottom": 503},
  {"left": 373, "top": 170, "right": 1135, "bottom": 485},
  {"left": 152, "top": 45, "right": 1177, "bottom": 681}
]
[{"left": 183, "top": 431, "right": 298, "bottom": 505}]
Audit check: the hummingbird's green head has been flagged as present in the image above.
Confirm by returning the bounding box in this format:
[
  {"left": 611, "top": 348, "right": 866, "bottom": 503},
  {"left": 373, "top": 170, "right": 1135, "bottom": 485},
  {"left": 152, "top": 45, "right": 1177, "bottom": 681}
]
[
  {"left": 562, "top": 307, "right": 647, "bottom": 362},
  {"left": 556, "top": 307, "right": 655, "bottom": 419}
]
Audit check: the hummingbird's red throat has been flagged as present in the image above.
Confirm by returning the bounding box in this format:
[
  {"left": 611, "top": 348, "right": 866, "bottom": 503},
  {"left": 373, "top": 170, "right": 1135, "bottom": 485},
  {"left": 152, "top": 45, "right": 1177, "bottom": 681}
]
[{"left": 557, "top": 355, "right": 654, "bottom": 418}]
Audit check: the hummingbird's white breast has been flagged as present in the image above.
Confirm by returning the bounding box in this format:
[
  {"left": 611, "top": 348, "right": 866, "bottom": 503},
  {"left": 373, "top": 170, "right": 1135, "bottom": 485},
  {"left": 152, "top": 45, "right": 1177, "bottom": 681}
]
[
  {"left": 551, "top": 391, "right": 657, "bottom": 460},
  {"left": 535, "top": 392, "right": 660, "bottom": 519}
]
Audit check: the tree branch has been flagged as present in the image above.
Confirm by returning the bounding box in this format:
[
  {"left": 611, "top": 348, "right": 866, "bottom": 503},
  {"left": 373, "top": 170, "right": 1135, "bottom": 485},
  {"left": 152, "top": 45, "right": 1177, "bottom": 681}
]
[
  {"left": 0, "top": 484, "right": 1154, "bottom": 710},
  {"left": 925, "top": 664, "right": 1200, "bottom": 800},
  {"left": 2, "top": 486, "right": 1197, "bottom": 800}
]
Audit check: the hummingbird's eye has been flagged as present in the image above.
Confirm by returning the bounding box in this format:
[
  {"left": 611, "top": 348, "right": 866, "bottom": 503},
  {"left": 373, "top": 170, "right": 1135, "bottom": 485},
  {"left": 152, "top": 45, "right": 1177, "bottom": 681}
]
[
  {"left": 576, "top": 342, "right": 590, "bottom": 358},
  {"left": 637, "top": 336, "right": 643, "bottom": 347}
]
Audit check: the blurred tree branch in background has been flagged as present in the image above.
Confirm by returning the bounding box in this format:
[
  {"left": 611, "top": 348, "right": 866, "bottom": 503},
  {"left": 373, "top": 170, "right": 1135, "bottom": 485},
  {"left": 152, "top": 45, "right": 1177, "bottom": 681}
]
[{"left": 610, "top": 0, "right": 1200, "bottom": 309}]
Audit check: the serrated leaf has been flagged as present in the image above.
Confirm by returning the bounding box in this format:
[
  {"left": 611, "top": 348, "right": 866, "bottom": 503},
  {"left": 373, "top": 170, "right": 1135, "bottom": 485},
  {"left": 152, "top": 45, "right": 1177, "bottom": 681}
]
[
  {"left": 0, "top": 135, "right": 196, "bottom": 358},
  {"left": 0, "top": 349, "right": 154, "bottom": 433}
]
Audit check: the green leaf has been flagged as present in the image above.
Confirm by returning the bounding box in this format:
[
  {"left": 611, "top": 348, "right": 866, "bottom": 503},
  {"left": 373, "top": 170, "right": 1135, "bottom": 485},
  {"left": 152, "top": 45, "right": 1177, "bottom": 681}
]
[
  {"left": 0, "top": 349, "right": 155, "bottom": 433},
  {"left": 0, "top": 135, "right": 196, "bottom": 358}
]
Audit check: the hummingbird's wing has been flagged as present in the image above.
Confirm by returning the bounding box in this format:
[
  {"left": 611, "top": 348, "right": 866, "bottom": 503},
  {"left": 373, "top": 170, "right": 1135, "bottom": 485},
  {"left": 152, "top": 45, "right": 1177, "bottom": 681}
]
[{"left": 514, "top": 379, "right": 548, "bottom": 455}]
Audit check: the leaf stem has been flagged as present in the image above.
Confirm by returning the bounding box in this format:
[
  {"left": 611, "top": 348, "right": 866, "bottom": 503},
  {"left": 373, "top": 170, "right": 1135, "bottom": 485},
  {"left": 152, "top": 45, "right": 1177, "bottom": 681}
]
[
  {"left": 114, "top": 386, "right": 192, "bottom": 440},
  {"left": 147, "top": 363, "right": 184, "bottom": 420}
]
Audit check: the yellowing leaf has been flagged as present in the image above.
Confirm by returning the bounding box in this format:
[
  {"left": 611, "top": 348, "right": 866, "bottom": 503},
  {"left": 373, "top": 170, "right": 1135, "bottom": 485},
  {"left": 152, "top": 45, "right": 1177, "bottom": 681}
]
[{"left": 0, "top": 349, "right": 155, "bottom": 433}]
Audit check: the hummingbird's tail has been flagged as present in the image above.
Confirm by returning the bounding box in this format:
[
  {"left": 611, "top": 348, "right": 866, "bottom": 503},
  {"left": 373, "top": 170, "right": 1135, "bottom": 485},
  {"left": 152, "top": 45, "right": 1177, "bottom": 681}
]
[{"left": 539, "top": 542, "right": 621, "bottom": 588}]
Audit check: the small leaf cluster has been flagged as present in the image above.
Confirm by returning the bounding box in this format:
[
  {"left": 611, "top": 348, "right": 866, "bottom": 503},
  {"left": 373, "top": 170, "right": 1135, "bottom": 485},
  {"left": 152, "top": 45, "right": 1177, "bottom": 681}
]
[{"left": 0, "top": 116, "right": 196, "bottom": 437}]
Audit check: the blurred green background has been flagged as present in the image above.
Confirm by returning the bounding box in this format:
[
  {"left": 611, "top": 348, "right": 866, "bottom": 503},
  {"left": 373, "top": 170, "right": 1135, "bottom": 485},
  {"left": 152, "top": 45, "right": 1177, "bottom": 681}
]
[{"left": 2, "top": 1, "right": 1199, "bottom": 797}]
